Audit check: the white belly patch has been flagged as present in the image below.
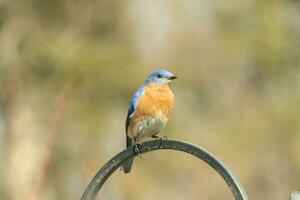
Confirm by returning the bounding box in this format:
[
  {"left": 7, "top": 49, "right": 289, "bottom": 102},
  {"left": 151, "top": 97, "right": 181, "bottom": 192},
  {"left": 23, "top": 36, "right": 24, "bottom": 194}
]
[{"left": 131, "top": 113, "right": 168, "bottom": 141}]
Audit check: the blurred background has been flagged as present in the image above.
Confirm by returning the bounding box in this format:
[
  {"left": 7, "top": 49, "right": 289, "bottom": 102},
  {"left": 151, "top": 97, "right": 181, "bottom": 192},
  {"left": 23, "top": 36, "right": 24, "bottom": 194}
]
[{"left": 0, "top": 0, "right": 300, "bottom": 199}]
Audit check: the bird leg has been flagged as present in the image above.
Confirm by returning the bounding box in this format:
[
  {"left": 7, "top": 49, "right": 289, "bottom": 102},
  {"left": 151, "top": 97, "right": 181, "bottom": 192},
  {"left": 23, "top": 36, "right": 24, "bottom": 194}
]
[
  {"left": 151, "top": 135, "right": 160, "bottom": 139},
  {"left": 133, "top": 138, "right": 142, "bottom": 157},
  {"left": 152, "top": 135, "right": 168, "bottom": 148},
  {"left": 152, "top": 134, "right": 168, "bottom": 139},
  {"left": 152, "top": 135, "right": 168, "bottom": 140}
]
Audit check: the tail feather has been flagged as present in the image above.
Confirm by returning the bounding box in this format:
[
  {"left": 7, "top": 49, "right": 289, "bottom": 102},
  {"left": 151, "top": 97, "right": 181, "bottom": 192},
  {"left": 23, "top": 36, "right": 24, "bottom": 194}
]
[{"left": 123, "top": 136, "right": 134, "bottom": 173}]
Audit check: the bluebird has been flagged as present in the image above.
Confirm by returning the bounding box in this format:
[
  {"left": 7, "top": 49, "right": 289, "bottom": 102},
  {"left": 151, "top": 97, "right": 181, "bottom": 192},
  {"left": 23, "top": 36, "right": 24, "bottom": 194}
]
[{"left": 122, "top": 69, "right": 177, "bottom": 173}]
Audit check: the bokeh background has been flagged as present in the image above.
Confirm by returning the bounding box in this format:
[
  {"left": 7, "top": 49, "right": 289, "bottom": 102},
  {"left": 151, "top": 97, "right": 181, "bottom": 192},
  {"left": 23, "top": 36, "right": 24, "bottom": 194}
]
[{"left": 1, "top": 0, "right": 300, "bottom": 199}]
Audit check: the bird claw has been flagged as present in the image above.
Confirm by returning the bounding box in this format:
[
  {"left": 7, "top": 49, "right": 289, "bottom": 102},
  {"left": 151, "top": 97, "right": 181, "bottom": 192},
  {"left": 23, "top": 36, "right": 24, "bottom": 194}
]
[
  {"left": 152, "top": 135, "right": 168, "bottom": 140},
  {"left": 151, "top": 135, "right": 159, "bottom": 139},
  {"left": 152, "top": 135, "right": 168, "bottom": 148},
  {"left": 133, "top": 143, "right": 142, "bottom": 157}
]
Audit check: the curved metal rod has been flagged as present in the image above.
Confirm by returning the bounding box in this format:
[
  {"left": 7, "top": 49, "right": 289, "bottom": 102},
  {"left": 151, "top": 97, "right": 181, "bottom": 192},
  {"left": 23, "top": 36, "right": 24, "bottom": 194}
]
[{"left": 81, "top": 139, "right": 248, "bottom": 200}]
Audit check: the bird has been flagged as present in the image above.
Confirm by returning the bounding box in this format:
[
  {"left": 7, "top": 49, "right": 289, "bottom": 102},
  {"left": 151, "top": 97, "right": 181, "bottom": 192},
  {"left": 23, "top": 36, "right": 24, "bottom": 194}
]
[{"left": 122, "top": 69, "right": 177, "bottom": 173}]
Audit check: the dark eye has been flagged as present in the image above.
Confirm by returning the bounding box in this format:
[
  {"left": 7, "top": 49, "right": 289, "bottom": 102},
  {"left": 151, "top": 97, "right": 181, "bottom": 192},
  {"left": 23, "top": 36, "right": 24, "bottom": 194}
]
[{"left": 157, "top": 74, "right": 163, "bottom": 78}]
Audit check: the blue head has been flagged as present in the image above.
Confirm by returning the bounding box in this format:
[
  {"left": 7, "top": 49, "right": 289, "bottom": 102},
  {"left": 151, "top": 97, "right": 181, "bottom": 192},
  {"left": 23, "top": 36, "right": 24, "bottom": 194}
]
[{"left": 144, "top": 69, "right": 177, "bottom": 85}]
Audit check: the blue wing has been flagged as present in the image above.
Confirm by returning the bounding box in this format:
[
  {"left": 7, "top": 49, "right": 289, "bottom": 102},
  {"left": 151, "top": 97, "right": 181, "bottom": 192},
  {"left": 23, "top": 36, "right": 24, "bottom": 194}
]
[
  {"left": 125, "top": 86, "right": 144, "bottom": 134},
  {"left": 123, "top": 86, "right": 144, "bottom": 173}
]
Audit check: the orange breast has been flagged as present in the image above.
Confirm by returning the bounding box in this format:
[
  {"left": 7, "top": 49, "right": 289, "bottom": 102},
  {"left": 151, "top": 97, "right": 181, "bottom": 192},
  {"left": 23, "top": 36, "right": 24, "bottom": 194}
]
[{"left": 133, "top": 84, "right": 174, "bottom": 119}]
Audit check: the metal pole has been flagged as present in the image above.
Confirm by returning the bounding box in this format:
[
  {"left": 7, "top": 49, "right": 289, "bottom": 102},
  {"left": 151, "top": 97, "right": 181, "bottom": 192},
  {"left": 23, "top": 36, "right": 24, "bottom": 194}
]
[{"left": 81, "top": 139, "right": 248, "bottom": 200}]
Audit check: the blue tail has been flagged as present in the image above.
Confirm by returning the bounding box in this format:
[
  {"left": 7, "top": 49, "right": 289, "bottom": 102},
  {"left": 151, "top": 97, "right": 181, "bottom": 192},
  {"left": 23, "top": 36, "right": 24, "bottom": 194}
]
[{"left": 123, "top": 136, "right": 134, "bottom": 173}]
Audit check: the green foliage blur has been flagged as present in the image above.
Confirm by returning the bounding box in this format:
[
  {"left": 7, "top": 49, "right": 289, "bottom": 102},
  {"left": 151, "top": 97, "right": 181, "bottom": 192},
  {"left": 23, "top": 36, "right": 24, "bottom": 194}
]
[{"left": 0, "top": 0, "right": 300, "bottom": 200}]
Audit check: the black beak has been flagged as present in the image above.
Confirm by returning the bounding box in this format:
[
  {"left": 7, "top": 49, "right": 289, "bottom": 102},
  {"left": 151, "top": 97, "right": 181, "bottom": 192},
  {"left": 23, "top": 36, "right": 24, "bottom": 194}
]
[{"left": 169, "top": 76, "right": 177, "bottom": 80}]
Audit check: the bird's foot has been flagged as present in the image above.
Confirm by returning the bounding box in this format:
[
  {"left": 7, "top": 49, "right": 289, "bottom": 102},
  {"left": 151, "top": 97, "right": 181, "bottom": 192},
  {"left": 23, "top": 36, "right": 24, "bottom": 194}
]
[
  {"left": 151, "top": 135, "right": 168, "bottom": 140},
  {"left": 152, "top": 135, "right": 168, "bottom": 140},
  {"left": 133, "top": 143, "right": 142, "bottom": 157},
  {"left": 152, "top": 135, "right": 168, "bottom": 148},
  {"left": 151, "top": 135, "right": 159, "bottom": 139}
]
